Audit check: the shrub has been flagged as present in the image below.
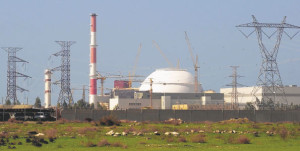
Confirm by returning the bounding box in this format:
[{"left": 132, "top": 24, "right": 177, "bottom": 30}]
[
  {"left": 8, "top": 118, "right": 18, "bottom": 123},
  {"left": 0, "top": 132, "right": 8, "bottom": 139},
  {"left": 65, "top": 126, "right": 73, "bottom": 132},
  {"left": 91, "top": 121, "right": 98, "bottom": 126},
  {"left": 45, "top": 129, "right": 57, "bottom": 139},
  {"left": 166, "top": 137, "right": 176, "bottom": 143},
  {"left": 191, "top": 134, "right": 206, "bottom": 143},
  {"left": 84, "top": 141, "right": 96, "bottom": 147},
  {"left": 31, "top": 138, "right": 42, "bottom": 147},
  {"left": 237, "top": 135, "right": 251, "bottom": 144},
  {"left": 178, "top": 136, "right": 187, "bottom": 142},
  {"left": 12, "top": 134, "right": 19, "bottom": 139},
  {"left": 49, "top": 138, "right": 54, "bottom": 143},
  {"left": 224, "top": 135, "right": 235, "bottom": 144},
  {"left": 252, "top": 124, "right": 260, "bottom": 129},
  {"left": 36, "top": 121, "right": 43, "bottom": 125},
  {"left": 78, "top": 127, "right": 97, "bottom": 135},
  {"left": 99, "top": 115, "right": 120, "bottom": 126},
  {"left": 85, "top": 118, "right": 93, "bottom": 122},
  {"left": 253, "top": 132, "right": 259, "bottom": 137},
  {"left": 279, "top": 126, "right": 288, "bottom": 140},
  {"left": 122, "top": 144, "right": 128, "bottom": 149},
  {"left": 97, "top": 139, "right": 110, "bottom": 147},
  {"left": 57, "top": 119, "right": 69, "bottom": 124},
  {"left": 139, "top": 141, "right": 146, "bottom": 144},
  {"left": 111, "top": 141, "right": 123, "bottom": 147}
]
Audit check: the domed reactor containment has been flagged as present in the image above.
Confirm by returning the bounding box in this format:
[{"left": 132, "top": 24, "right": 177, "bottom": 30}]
[{"left": 139, "top": 68, "right": 203, "bottom": 93}]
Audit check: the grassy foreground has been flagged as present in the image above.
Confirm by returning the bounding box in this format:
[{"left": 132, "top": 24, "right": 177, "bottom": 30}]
[{"left": 0, "top": 118, "right": 299, "bottom": 150}]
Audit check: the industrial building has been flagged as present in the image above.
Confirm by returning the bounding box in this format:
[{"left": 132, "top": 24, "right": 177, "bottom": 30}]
[
  {"left": 109, "top": 68, "right": 224, "bottom": 110},
  {"left": 220, "top": 85, "right": 300, "bottom": 108}
]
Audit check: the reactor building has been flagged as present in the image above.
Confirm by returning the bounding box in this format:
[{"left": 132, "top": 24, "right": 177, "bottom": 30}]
[{"left": 109, "top": 68, "right": 224, "bottom": 110}]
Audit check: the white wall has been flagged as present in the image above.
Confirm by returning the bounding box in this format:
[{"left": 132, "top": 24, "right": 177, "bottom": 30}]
[{"left": 220, "top": 86, "right": 300, "bottom": 106}]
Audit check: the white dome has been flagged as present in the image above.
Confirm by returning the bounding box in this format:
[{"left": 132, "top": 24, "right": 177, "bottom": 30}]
[{"left": 139, "top": 68, "right": 202, "bottom": 93}]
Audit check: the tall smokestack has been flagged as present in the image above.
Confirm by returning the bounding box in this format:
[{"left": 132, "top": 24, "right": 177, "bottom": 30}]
[
  {"left": 89, "top": 13, "right": 97, "bottom": 105},
  {"left": 44, "top": 69, "right": 51, "bottom": 108}
]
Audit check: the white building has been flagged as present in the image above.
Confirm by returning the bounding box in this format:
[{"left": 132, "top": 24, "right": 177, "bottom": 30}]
[
  {"left": 220, "top": 85, "right": 300, "bottom": 107},
  {"left": 109, "top": 68, "right": 224, "bottom": 110},
  {"left": 139, "top": 68, "right": 203, "bottom": 93}
]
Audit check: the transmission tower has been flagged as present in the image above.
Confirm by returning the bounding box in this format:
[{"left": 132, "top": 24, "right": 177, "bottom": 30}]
[
  {"left": 53, "top": 41, "right": 76, "bottom": 108},
  {"left": 2, "top": 47, "right": 31, "bottom": 105},
  {"left": 236, "top": 15, "right": 300, "bottom": 107},
  {"left": 226, "top": 66, "right": 243, "bottom": 110}
]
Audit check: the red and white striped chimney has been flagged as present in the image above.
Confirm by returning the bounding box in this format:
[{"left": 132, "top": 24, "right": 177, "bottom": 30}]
[{"left": 89, "top": 13, "right": 97, "bottom": 104}]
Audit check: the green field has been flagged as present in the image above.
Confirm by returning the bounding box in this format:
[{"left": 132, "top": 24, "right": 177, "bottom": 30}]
[{"left": 0, "top": 118, "right": 300, "bottom": 151}]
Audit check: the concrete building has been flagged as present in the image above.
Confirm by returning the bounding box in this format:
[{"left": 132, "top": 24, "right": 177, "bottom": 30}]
[
  {"left": 109, "top": 68, "right": 224, "bottom": 110},
  {"left": 220, "top": 85, "right": 300, "bottom": 107},
  {"left": 109, "top": 91, "right": 224, "bottom": 110}
]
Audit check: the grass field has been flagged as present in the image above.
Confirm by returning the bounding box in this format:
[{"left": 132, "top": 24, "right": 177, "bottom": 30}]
[{"left": 0, "top": 118, "right": 299, "bottom": 150}]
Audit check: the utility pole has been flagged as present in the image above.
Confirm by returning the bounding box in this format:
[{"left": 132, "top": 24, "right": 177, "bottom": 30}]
[
  {"left": 226, "top": 66, "right": 243, "bottom": 110},
  {"left": 53, "top": 41, "right": 75, "bottom": 108},
  {"left": 149, "top": 78, "right": 153, "bottom": 109},
  {"left": 82, "top": 85, "right": 86, "bottom": 102},
  {"left": 2, "top": 47, "right": 31, "bottom": 105},
  {"left": 236, "top": 15, "right": 300, "bottom": 108}
]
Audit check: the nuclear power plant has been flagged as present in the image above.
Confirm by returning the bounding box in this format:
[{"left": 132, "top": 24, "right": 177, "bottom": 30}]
[{"left": 1, "top": 13, "right": 300, "bottom": 123}]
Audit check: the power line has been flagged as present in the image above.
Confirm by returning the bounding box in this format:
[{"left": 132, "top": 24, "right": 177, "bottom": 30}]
[
  {"left": 2, "top": 47, "right": 31, "bottom": 104},
  {"left": 226, "top": 66, "right": 243, "bottom": 110},
  {"left": 52, "top": 41, "right": 76, "bottom": 108},
  {"left": 236, "top": 15, "right": 300, "bottom": 107}
]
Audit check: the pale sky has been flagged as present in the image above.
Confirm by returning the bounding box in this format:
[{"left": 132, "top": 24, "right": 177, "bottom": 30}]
[{"left": 0, "top": 0, "right": 300, "bottom": 105}]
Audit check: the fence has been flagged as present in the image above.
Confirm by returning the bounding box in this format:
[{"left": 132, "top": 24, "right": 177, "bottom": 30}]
[{"left": 61, "top": 109, "right": 300, "bottom": 122}]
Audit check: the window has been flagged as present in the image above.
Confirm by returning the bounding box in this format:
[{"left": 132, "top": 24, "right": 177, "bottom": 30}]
[{"left": 129, "top": 103, "right": 141, "bottom": 106}]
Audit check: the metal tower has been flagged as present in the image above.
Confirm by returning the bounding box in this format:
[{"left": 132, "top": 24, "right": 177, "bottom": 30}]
[
  {"left": 53, "top": 41, "right": 75, "bottom": 107},
  {"left": 2, "top": 47, "right": 31, "bottom": 105},
  {"left": 226, "top": 66, "right": 243, "bottom": 110},
  {"left": 236, "top": 15, "right": 300, "bottom": 106}
]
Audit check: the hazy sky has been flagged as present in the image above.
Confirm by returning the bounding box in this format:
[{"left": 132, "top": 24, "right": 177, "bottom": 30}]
[{"left": 0, "top": 0, "right": 300, "bottom": 105}]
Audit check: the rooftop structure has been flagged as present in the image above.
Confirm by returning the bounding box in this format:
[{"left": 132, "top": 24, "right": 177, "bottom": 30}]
[{"left": 139, "top": 68, "right": 202, "bottom": 93}]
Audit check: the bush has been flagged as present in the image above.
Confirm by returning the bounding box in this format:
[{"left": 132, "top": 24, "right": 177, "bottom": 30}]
[
  {"left": 36, "top": 121, "right": 43, "bottom": 125},
  {"left": 45, "top": 129, "right": 57, "bottom": 139},
  {"left": 99, "top": 115, "right": 120, "bottom": 126},
  {"left": 97, "top": 139, "right": 110, "bottom": 147},
  {"left": 178, "top": 136, "right": 187, "bottom": 142},
  {"left": 111, "top": 141, "right": 127, "bottom": 148},
  {"left": 8, "top": 118, "right": 23, "bottom": 124},
  {"left": 224, "top": 135, "right": 235, "bottom": 144},
  {"left": 111, "top": 141, "right": 123, "bottom": 147},
  {"left": 166, "top": 137, "right": 176, "bottom": 143},
  {"left": 139, "top": 141, "right": 146, "bottom": 144},
  {"left": 85, "top": 118, "right": 93, "bottom": 122},
  {"left": 279, "top": 126, "right": 288, "bottom": 140},
  {"left": 237, "top": 135, "right": 251, "bottom": 144},
  {"left": 191, "top": 134, "right": 206, "bottom": 143},
  {"left": 78, "top": 127, "right": 97, "bottom": 135},
  {"left": 57, "top": 119, "right": 69, "bottom": 124},
  {"left": 12, "top": 134, "right": 19, "bottom": 139},
  {"left": 0, "top": 132, "right": 8, "bottom": 139},
  {"left": 83, "top": 141, "right": 96, "bottom": 147}
]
